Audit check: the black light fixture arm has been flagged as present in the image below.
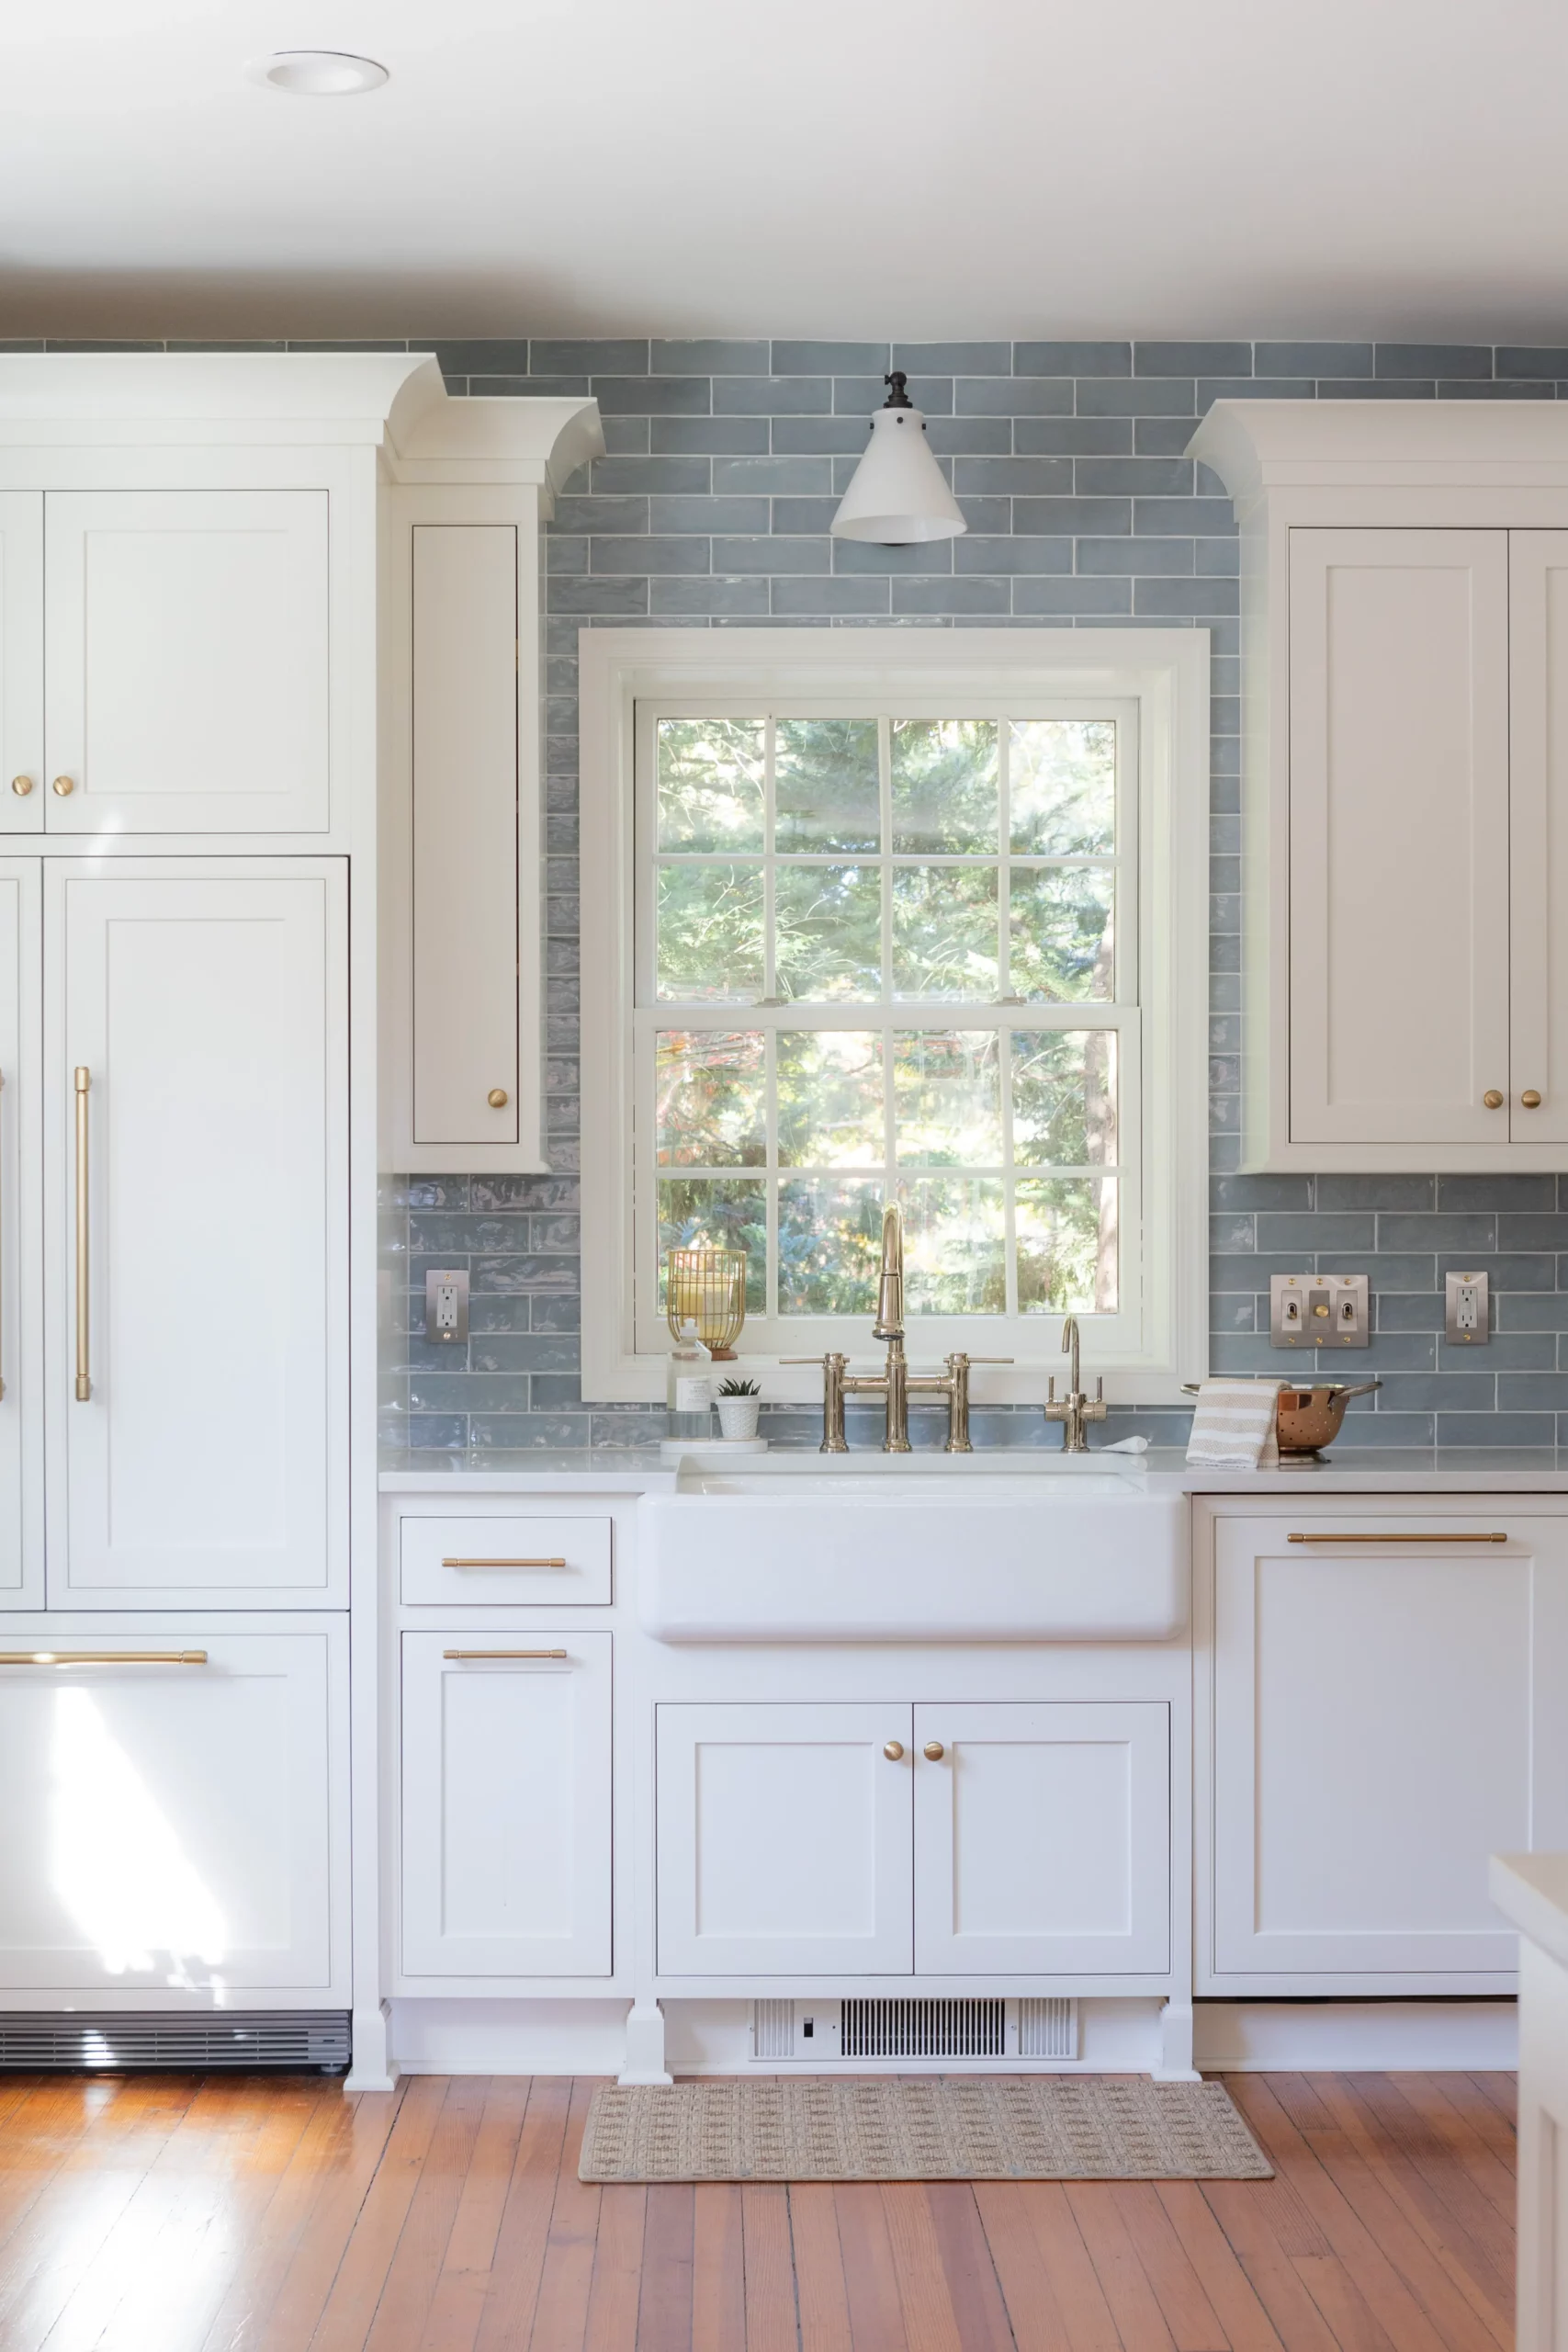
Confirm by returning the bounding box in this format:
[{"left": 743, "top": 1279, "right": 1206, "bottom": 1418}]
[{"left": 882, "top": 370, "right": 914, "bottom": 409}]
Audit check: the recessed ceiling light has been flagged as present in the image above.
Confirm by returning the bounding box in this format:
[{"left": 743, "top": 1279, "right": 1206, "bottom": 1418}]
[{"left": 250, "top": 51, "right": 389, "bottom": 96}]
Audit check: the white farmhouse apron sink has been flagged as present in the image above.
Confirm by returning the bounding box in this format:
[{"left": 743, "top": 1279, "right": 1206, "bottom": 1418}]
[{"left": 637, "top": 1467, "right": 1187, "bottom": 1643}]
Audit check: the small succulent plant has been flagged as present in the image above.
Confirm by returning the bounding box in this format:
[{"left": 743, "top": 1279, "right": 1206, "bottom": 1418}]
[{"left": 717, "top": 1376, "right": 761, "bottom": 1397}]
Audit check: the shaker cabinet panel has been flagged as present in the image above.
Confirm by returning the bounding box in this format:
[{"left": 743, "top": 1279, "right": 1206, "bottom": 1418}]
[
  {"left": 0, "top": 495, "right": 41, "bottom": 837},
  {"left": 0, "top": 864, "right": 41, "bottom": 1608},
  {"left": 1508, "top": 531, "right": 1568, "bottom": 1143},
  {"left": 1287, "top": 528, "right": 1511, "bottom": 1148},
  {"left": 1210, "top": 1512, "right": 1568, "bottom": 1984},
  {"left": 657, "top": 1702, "right": 914, "bottom": 1977},
  {"left": 45, "top": 863, "right": 347, "bottom": 1608},
  {"left": 411, "top": 525, "right": 523, "bottom": 1150},
  {"left": 42, "top": 491, "right": 330, "bottom": 834},
  {"left": 913, "top": 1702, "right": 1169, "bottom": 1976},
  {"left": 0, "top": 1620, "right": 345, "bottom": 1996},
  {"left": 400, "top": 1631, "right": 612, "bottom": 1978}
]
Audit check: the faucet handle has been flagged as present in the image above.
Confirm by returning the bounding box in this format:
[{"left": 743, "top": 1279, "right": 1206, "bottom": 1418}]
[{"left": 964, "top": 1357, "right": 1014, "bottom": 1364}]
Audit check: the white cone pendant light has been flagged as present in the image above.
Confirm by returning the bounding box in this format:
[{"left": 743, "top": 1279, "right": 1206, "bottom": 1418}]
[{"left": 830, "top": 372, "right": 967, "bottom": 546}]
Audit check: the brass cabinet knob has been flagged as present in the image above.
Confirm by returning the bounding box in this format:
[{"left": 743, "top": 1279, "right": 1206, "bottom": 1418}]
[
  {"left": 487, "top": 1087, "right": 509, "bottom": 1109},
  {"left": 1522, "top": 1090, "right": 1543, "bottom": 1109},
  {"left": 923, "top": 1740, "right": 945, "bottom": 1761},
  {"left": 1483, "top": 1090, "right": 1505, "bottom": 1109},
  {"left": 51, "top": 776, "right": 73, "bottom": 797},
  {"left": 9, "top": 775, "right": 31, "bottom": 797},
  {"left": 882, "top": 1740, "right": 904, "bottom": 1762}
]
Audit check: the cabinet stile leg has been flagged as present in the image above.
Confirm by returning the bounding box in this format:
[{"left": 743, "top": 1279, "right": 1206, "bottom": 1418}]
[{"left": 621, "top": 1999, "right": 672, "bottom": 2086}]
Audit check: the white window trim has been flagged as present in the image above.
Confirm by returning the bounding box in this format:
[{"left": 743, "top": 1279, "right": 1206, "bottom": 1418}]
[{"left": 579, "top": 627, "right": 1210, "bottom": 1408}]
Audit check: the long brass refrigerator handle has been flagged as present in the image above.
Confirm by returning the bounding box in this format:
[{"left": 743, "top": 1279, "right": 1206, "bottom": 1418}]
[
  {"left": 0, "top": 1068, "right": 6, "bottom": 1403},
  {"left": 0, "top": 1650, "right": 209, "bottom": 1667},
  {"left": 73, "top": 1068, "right": 89, "bottom": 1400}
]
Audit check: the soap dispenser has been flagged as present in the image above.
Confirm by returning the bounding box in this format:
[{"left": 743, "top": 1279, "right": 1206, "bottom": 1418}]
[{"left": 667, "top": 1318, "right": 714, "bottom": 1443}]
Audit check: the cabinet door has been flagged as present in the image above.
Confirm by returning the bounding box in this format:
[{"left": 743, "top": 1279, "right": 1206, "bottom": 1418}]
[
  {"left": 0, "top": 1620, "right": 345, "bottom": 1996},
  {"left": 1212, "top": 1513, "right": 1568, "bottom": 1982},
  {"left": 0, "top": 494, "right": 41, "bottom": 836},
  {"left": 400, "top": 1632, "right": 611, "bottom": 1978},
  {"left": 1288, "top": 528, "right": 1511, "bottom": 1148},
  {"left": 43, "top": 492, "right": 329, "bottom": 833},
  {"left": 1508, "top": 532, "right": 1568, "bottom": 1142},
  {"left": 657, "top": 1702, "right": 913, "bottom": 1976},
  {"left": 914, "top": 1702, "right": 1169, "bottom": 1976},
  {"left": 0, "top": 864, "right": 41, "bottom": 1608},
  {"left": 411, "top": 525, "right": 524, "bottom": 1152},
  {"left": 46, "top": 863, "right": 347, "bottom": 1606}
]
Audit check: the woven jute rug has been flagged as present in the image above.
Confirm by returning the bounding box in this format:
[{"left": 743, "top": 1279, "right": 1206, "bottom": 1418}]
[{"left": 579, "top": 2077, "right": 1272, "bottom": 2183}]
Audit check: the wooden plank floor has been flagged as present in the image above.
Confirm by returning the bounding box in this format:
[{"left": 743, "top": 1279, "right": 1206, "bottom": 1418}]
[{"left": 0, "top": 2070, "right": 1516, "bottom": 2350}]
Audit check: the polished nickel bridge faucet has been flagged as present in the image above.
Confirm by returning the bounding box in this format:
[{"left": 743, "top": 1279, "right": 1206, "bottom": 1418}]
[
  {"left": 785, "top": 1205, "right": 1010, "bottom": 1453},
  {"left": 1044, "top": 1314, "right": 1106, "bottom": 1452}
]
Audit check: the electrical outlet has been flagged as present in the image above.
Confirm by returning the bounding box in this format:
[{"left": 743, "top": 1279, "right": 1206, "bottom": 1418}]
[
  {"left": 424, "top": 1268, "right": 469, "bottom": 1345},
  {"left": 1269, "top": 1272, "right": 1370, "bottom": 1349},
  {"left": 1445, "top": 1270, "right": 1490, "bottom": 1344}
]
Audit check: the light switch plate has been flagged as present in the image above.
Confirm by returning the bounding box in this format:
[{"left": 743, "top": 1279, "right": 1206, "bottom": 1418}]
[
  {"left": 1269, "top": 1272, "right": 1370, "bottom": 1349},
  {"left": 1445, "top": 1270, "right": 1490, "bottom": 1344},
  {"left": 424, "top": 1268, "right": 469, "bottom": 1345}
]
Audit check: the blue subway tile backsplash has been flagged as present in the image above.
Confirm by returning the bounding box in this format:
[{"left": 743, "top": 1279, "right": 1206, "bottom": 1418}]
[{"left": 226, "top": 329, "right": 1566, "bottom": 1454}]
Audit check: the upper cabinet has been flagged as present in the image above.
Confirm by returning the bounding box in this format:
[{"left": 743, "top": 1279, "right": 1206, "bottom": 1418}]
[
  {"left": 41, "top": 490, "right": 330, "bottom": 834},
  {"left": 1190, "top": 401, "right": 1568, "bottom": 1170},
  {"left": 379, "top": 400, "right": 604, "bottom": 1173}
]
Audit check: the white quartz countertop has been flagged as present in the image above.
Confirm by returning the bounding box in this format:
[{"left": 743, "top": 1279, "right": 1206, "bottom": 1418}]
[
  {"left": 378, "top": 1445, "right": 1568, "bottom": 1495},
  {"left": 1490, "top": 1853, "right": 1568, "bottom": 1969}
]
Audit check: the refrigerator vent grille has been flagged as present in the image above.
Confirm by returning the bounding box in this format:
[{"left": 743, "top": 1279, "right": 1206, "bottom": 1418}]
[
  {"left": 840, "top": 1998, "right": 1005, "bottom": 2060},
  {"left": 0, "top": 2011, "right": 351, "bottom": 2073}
]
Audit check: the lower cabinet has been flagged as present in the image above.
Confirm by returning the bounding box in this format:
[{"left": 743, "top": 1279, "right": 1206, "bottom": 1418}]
[
  {"left": 656, "top": 1699, "right": 1170, "bottom": 1978},
  {"left": 400, "top": 1631, "right": 612, "bottom": 1978},
  {"left": 1207, "top": 1509, "right": 1568, "bottom": 1987},
  {"left": 0, "top": 1618, "right": 346, "bottom": 1998},
  {"left": 913, "top": 1702, "right": 1169, "bottom": 1975}
]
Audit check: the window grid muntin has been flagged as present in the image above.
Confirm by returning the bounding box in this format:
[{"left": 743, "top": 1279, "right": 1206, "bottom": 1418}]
[{"left": 636, "top": 702, "right": 1136, "bottom": 1341}]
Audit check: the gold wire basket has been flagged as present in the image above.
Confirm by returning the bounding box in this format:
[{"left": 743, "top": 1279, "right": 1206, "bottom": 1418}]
[{"left": 665, "top": 1248, "right": 748, "bottom": 1360}]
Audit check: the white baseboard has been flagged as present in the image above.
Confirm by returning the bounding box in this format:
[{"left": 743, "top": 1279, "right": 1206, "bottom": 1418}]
[
  {"left": 1196, "top": 1999, "right": 1517, "bottom": 2072},
  {"left": 387, "top": 1997, "right": 631, "bottom": 2075}
]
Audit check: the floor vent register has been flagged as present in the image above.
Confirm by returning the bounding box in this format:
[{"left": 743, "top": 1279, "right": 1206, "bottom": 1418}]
[{"left": 750, "top": 1996, "right": 1077, "bottom": 2064}]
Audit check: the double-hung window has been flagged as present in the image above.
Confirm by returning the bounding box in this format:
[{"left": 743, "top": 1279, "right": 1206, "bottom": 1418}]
[{"left": 581, "top": 632, "right": 1208, "bottom": 1405}]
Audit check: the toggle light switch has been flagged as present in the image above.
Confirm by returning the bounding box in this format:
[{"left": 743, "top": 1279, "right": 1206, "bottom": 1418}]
[{"left": 1270, "top": 1272, "right": 1370, "bottom": 1348}]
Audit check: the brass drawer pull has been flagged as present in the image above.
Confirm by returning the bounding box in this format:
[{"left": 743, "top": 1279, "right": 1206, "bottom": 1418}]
[
  {"left": 883, "top": 1740, "right": 905, "bottom": 1761},
  {"left": 1521, "top": 1090, "right": 1543, "bottom": 1109},
  {"left": 1483, "top": 1089, "right": 1504, "bottom": 1109},
  {"left": 440, "top": 1556, "right": 568, "bottom": 1569},
  {"left": 51, "top": 776, "right": 73, "bottom": 797},
  {"left": 443, "top": 1648, "right": 569, "bottom": 1661},
  {"left": 923, "top": 1740, "right": 945, "bottom": 1761},
  {"left": 9, "top": 776, "right": 30, "bottom": 797},
  {"left": 1288, "top": 1531, "right": 1507, "bottom": 1544},
  {"left": 0, "top": 1650, "right": 208, "bottom": 1666}
]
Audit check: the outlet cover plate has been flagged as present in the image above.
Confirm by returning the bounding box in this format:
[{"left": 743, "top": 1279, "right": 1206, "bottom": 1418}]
[
  {"left": 1445, "top": 1270, "right": 1490, "bottom": 1345},
  {"left": 1269, "top": 1272, "right": 1370, "bottom": 1349},
  {"left": 424, "top": 1268, "right": 469, "bottom": 1345}
]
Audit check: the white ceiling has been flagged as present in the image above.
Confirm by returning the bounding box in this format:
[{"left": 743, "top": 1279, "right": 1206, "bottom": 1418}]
[{"left": 5, "top": 0, "right": 1568, "bottom": 342}]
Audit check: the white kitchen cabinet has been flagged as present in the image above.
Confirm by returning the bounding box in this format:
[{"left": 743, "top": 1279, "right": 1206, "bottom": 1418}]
[
  {"left": 45, "top": 861, "right": 347, "bottom": 1608},
  {"left": 0, "top": 1617, "right": 347, "bottom": 1999},
  {"left": 1189, "top": 401, "right": 1568, "bottom": 1170},
  {"left": 400, "top": 1631, "right": 612, "bottom": 1979},
  {"left": 1203, "top": 1508, "right": 1568, "bottom": 1990},
  {"left": 0, "top": 495, "right": 41, "bottom": 837},
  {"left": 1286, "top": 528, "right": 1511, "bottom": 1150},
  {"left": 0, "top": 864, "right": 41, "bottom": 1608},
  {"left": 913, "top": 1702, "right": 1169, "bottom": 1976},
  {"left": 657, "top": 1702, "right": 914, "bottom": 1976},
  {"left": 400, "top": 1514, "right": 614, "bottom": 1608},
  {"left": 379, "top": 417, "right": 603, "bottom": 1177},
  {"left": 408, "top": 525, "right": 527, "bottom": 1156},
  {"left": 42, "top": 491, "right": 330, "bottom": 835}
]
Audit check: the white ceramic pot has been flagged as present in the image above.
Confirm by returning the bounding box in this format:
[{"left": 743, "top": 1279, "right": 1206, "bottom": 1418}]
[{"left": 716, "top": 1396, "right": 761, "bottom": 1441}]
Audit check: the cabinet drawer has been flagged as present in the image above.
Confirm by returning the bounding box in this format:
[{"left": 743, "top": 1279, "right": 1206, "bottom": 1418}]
[{"left": 400, "top": 1516, "right": 613, "bottom": 1606}]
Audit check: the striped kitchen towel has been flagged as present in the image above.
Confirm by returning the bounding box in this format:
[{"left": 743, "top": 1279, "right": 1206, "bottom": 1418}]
[{"left": 1185, "top": 1378, "right": 1282, "bottom": 1467}]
